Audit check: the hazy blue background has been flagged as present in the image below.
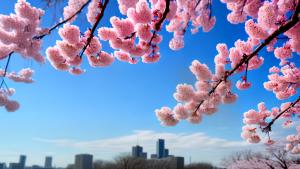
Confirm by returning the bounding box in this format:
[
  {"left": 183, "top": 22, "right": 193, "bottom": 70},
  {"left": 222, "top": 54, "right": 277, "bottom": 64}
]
[{"left": 0, "top": 0, "right": 298, "bottom": 167}]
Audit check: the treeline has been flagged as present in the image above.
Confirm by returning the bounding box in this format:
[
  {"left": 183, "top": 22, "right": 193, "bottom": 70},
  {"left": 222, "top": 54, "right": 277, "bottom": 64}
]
[{"left": 66, "top": 155, "right": 216, "bottom": 169}]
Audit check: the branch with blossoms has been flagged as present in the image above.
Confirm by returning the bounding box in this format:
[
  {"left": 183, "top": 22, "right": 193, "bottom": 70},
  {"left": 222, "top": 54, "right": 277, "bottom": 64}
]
[
  {"left": 1, "top": 0, "right": 92, "bottom": 86},
  {"left": 262, "top": 96, "right": 300, "bottom": 133},
  {"left": 34, "top": 0, "right": 92, "bottom": 40},
  {"left": 79, "top": 0, "right": 109, "bottom": 58},
  {"left": 156, "top": 0, "right": 300, "bottom": 150},
  {"left": 193, "top": 0, "right": 300, "bottom": 116},
  {"left": 148, "top": 0, "right": 170, "bottom": 45},
  {"left": 0, "top": 0, "right": 94, "bottom": 112}
]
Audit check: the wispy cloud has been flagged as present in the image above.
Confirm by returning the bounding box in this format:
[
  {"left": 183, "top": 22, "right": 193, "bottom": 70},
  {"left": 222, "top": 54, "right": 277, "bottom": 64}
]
[{"left": 33, "top": 130, "right": 250, "bottom": 153}]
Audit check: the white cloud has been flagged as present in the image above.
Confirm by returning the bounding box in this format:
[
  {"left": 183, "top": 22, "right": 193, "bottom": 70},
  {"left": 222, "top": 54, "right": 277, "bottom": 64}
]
[{"left": 33, "top": 130, "right": 251, "bottom": 155}]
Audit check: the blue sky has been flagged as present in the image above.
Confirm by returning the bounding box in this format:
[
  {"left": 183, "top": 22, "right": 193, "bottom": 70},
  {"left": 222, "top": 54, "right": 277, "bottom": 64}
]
[{"left": 0, "top": 0, "right": 299, "bottom": 167}]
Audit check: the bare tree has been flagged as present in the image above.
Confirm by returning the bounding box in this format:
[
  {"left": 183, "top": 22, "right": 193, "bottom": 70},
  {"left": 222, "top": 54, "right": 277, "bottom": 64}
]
[
  {"left": 223, "top": 145, "right": 300, "bottom": 169},
  {"left": 184, "top": 162, "right": 214, "bottom": 169}
]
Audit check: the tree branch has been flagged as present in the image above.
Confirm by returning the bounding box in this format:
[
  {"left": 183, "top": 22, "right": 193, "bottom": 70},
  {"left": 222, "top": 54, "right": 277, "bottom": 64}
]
[
  {"left": 34, "top": 0, "right": 92, "bottom": 40},
  {"left": 0, "top": 0, "right": 92, "bottom": 88},
  {"left": 262, "top": 96, "right": 300, "bottom": 133},
  {"left": 0, "top": 52, "right": 14, "bottom": 88},
  {"left": 192, "top": 1, "right": 300, "bottom": 115},
  {"left": 79, "top": 0, "right": 109, "bottom": 58},
  {"left": 148, "top": 0, "right": 170, "bottom": 45}
]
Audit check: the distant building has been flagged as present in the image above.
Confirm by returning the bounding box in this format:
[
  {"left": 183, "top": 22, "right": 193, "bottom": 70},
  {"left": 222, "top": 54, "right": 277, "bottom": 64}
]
[
  {"left": 156, "top": 139, "right": 165, "bottom": 159},
  {"left": 166, "top": 157, "right": 184, "bottom": 169},
  {"left": 9, "top": 163, "right": 20, "bottom": 169},
  {"left": 74, "top": 154, "right": 93, "bottom": 169},
  {"left": 44, "top": 156, "right": 52, "bottom": 168},
  {"left": 164, "top": 149, "right": 169, "bottom": 157},
  {"left": 132, "top": 145, "right": 147, "bottom": 159},
  {"left": 141, "top": 152, "right": 147, "bottom": 159},
  {"left": 19, "top": 155, "right": 26, "bottom": 169},
  {"left": 0, "top": 163, "right": 5, "bottom": 169}
]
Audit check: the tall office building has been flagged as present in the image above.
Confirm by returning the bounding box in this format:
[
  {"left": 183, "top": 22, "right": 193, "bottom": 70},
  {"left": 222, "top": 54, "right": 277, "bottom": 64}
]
[
  {"left": 44, "top": 156, "right": 53, "bottom": 168},
  {"left": 156, "top": 139, "right": 165, "bottom": 159},
  {"left": 132, "top": 145, "right": 143, "bottom": 157},
  {"left": 132, "top": 145, "right": 147, "bottom": 159},
  {"left": 0, "top": 163, "right": 5, "bottom": 169},
  {"left": 19, "top": 155, "right": 26, "bottom": 169},
  {"left": 74, "top": 154, "right": 93, "bottom": 169}
]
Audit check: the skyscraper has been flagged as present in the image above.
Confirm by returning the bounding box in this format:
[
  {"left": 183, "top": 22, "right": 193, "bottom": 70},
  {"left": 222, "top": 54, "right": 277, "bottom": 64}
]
[
  {"left": 132, "top": 145, "right": 143, "bottom": 157},
  {"left": 74, "top": 154, "right": 93, "bottom": 169},
  {"left": 44, "top": 156, "right": 52, "bottom": 168},
  {"left": 132, "top": 145, "right": 147, "bottom": 159},
  {"left": 19, "top": 155, "right": 26, "bottom": 169},
  {"left": 156, "top": 139, "right": 165, "bottom": 159},
  {"left": 0, "top": 163, "right": 5, "bottom": 169}
]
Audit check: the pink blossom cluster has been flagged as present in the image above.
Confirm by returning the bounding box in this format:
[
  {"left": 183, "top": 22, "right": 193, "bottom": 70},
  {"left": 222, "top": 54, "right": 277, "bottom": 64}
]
[
  {"left": 156, "top": 39, "right": 268, "bottom": 126},
  {"left": 46, "top": 24, "right": 85, "bottom": 75},
  {"left": 63, "top": 0, "right": 89, "bottom": 23},
  {"left": 156, "top": 45, "right": 241, "bottom": 126},
  {"left": 46, "top": 24, "right": 115, "bottom": 75},
  {"left": 0, "top": 88, "right": 19, "bottom": 112},
  {"left": 0, "top": 0, "right": 45, "bottom": 63},
  {"left": 241, "top": 0, "right": 300, "bottom": 65},
  {"left": 87, "top": 0, "right": 102, "bottom": 25},
  {"left": 0, "top": 68, "right": 32, "bottom": 112},
  {"left": 6, "top": 68, "right": 35, "bottom": 83},
  {"left": 241, "top": 101, "right": 300, "bottom": 148},
  {"left": 166, "top": 0, "right": 216, "bottom": 50},
  {"left": 221, "top": 0, "right": 292, "bottom": 25},
  {"left": 98, "top": 0, "right": 163, "bottom": 64},
  {"left": 264, "top": 64, "right": 300, "bottom": 100},
  {"left": 286, "top": 126, "right": 300, "bottom": 154}
]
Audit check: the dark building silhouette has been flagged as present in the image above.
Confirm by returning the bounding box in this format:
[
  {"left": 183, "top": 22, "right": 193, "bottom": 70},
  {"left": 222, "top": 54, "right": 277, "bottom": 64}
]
[
  {"left": 0, "top": 163, "right": 5, "bottom": 169},
  {"left": 132, "top": 145, "right": 147, "bottom": 159},
  {"left": 44, "top": 156, "right": 52, "bottom": 168},
  {"left": 74, "top": 154, "right": 93, "bottom": 169},
  {"left": 172, "top": 157, "right": 184, "bottom": 169},
  {"left": 9, "top": 163, "right": 20, "bottom": 169},
  {"left": 156, "top": 139, "right": 165, "bottom": 159},
  {"left": 19, "top": 155, "right": 26, "bottom": 169},
  {"left": 164, "top": 149, "right": 169, "bottom": 157}
]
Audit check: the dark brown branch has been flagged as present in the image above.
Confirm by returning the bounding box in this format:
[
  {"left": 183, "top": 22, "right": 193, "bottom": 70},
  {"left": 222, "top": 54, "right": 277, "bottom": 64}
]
[
  {"left": 34, "top": 0, "right": 92, "bottom": 40},
  {"left": 80, "top": 0, "right": 109, "bottom": 58},
  {"left": 262, "top": 96, "right": 300, "bottom": 133},
  {"left": 192, "top": 1, "right": 300, "bottom": 115},
  {"left": 148, "top": 0, "right": 170, "bottom": 45},
  {"left": 0, "top": 52, "right": 14, "bottom": 88},
  {"left": 194, "top": 0, "right": 202, "bottom": 10},
  {"left": 154, "top": 0, "right": 170, "bottom": 31}
]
